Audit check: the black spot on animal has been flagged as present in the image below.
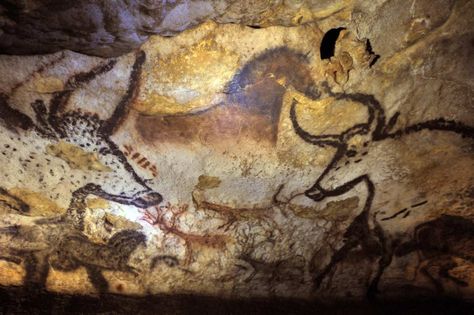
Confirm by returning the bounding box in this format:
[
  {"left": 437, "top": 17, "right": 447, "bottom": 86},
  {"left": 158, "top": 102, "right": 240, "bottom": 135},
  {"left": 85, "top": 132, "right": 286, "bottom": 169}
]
[{"left": 0, "top": 51, "right": 163, "bottom": 230}]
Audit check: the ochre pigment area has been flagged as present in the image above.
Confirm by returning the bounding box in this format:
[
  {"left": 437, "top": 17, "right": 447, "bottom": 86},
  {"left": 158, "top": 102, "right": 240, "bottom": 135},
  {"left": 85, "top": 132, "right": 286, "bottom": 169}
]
[{"left": 0, "top": 0, "right": 473, "bottom": 307}]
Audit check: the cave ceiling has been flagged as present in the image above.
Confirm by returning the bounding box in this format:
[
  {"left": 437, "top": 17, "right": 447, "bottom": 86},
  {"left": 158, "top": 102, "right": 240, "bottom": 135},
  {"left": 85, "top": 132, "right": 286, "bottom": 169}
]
[{"left": 0, "top": 0, "right": 473, "bottom": 304}]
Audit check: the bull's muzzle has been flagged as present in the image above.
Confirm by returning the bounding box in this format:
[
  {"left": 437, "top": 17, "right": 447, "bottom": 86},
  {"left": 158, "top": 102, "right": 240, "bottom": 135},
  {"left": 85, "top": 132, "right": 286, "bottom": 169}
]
[{"left": 131, "top": 191, "right": 163, "bottom": 208}]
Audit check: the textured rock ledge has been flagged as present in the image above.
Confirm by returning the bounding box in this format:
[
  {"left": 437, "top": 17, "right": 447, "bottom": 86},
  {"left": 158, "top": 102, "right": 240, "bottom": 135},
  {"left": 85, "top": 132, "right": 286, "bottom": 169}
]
[
  {"left": 0, "top": 0, "right": 473, "bottom": 303},
  {"left": 1, "top": 0, "right": 353, "bottom": 57}
]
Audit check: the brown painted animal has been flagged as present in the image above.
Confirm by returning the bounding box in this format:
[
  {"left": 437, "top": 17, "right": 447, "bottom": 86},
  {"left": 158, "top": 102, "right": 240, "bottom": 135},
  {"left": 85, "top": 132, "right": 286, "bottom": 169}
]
[{"left": 136, "top": 47, "right": 321, "bottom": 146}]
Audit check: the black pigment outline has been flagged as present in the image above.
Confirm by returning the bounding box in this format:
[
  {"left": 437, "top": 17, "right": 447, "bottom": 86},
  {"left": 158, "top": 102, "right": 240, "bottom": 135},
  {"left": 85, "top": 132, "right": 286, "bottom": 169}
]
[
  {"left": 1, "top": 51, "right": 162, "bottom": 229},
  {"left": 5, "top": 228, "right": 147, "bottom": 294},
  {"left": 0, "top": 187, "right": 30, "bottom": 213},
  {"left": 290, "top": 85, "right": 474, "bottom": 299},
  {"left": 0, "top": 51, "right": 163, "bottom": 292}
]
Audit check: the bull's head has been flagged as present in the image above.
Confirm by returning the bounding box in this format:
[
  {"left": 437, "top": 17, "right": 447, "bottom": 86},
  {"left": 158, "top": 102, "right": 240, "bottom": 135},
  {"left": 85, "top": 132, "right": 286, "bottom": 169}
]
[
  {"left": 55, "top": 111, "right": 163, "bottom": 208},
  {"left": 290, "top": 92, "right": 387, "bottom": 202},
  {"left": 33, "top": 51, "right": 162, "bottom": 209}
]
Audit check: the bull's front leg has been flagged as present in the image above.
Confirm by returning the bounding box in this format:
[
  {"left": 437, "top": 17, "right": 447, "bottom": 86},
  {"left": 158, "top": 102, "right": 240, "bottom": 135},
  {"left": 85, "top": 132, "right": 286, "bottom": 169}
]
[
  {"left": 311, "top": 175, "right": 389, "bottom": 299},
  {"left": 20, "top": 251, "right": 50, "bottom": 290}
]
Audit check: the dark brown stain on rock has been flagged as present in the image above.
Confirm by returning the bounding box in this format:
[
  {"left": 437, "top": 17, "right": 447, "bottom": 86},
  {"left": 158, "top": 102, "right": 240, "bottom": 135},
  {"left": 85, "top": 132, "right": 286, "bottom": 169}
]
[{"left": 395, "top": 215, "right": 474, "bottom": 292}]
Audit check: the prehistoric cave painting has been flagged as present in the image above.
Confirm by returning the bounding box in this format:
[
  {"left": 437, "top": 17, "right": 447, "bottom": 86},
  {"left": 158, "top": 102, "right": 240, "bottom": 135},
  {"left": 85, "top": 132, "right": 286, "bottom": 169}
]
[
  {"left": 140, "top": 203, "right": 228, "bottom": 264},
  {"left": 233, "top": 253, "right": 306, "bottom": 288},
  {"left": 0, "top": 187, "right": 30, "bottom": 214},
  {"left": 394, "top": 215, "right": 474, "bottom": 292},
  {"left": 192, "top": 186, "right": 281, "bottom": 232},
  {"left": 0, "top": 51, "right": 162, "bottom": 229},
  {"left": 123, "top": 144, "right": 159, "bottom": 178},
  {"left": 136, "top": 47, "right": 320, "bottom": 146},
  {"left": 0, "top": 224, "right": 146, "bottom": 294},
  {"left": 290, "top": 85, "right": 474, "bottom": 298}
]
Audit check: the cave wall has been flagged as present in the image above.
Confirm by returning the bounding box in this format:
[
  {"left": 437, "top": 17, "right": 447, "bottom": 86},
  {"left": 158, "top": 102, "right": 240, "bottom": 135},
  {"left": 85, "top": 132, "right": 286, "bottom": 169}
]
[{"left": 0, "top": 0, "right": 473, "bottom": 303}]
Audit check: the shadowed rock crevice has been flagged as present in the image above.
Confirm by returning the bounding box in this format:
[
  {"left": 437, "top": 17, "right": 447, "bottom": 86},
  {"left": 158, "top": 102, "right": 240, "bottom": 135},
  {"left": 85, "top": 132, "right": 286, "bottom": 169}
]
[{"left": 0, "top": 0, "right": 350, "bottom": 57}]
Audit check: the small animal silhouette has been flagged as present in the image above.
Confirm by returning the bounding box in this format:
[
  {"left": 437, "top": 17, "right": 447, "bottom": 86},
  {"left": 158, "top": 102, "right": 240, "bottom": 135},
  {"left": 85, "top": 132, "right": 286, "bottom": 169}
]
[{"left": 0, "top": 51, "right": 162, "bottom": 229}]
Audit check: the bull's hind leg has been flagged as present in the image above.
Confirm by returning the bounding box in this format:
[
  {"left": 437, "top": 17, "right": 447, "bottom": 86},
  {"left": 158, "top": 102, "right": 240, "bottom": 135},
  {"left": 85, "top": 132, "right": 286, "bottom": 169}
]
[
  {"left": 312, "top": 239, "right": 359, "bottom": 290},
  {"left": 86, "top": 266, "right": 109, "bottom": 294},
  {"left": 311, "top": 176, "right": 389, "bottom": 299},
  {"left": 21, "top": 251, "right": 50, "bottom": 290}
]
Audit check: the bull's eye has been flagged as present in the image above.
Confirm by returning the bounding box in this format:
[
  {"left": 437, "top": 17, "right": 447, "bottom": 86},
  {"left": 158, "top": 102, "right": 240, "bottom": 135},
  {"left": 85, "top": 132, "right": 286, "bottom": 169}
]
[{"left": 346, "top": 150, "right": 357, "bottom": 157}]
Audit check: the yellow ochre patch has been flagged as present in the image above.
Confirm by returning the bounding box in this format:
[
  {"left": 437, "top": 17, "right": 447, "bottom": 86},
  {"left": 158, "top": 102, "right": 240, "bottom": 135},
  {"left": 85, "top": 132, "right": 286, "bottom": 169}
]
[
  {"left": 46, "top": 141, "right": 111, "bottom": 172},
  {"left": 7, "top": 188, "right": 65, "bottom": 216},
  {"left": 135, "top": 37, "right": 240, "bottom": 115}
]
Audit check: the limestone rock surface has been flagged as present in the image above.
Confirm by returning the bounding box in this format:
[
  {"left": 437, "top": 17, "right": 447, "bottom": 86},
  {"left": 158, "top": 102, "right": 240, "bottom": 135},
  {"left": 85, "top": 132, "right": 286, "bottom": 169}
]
[
  {"left": 0, "top": 0, "right": 473, "bottom": 304},
  {"left": 1, "top": 0, "right": 352, "bottom": 57}
]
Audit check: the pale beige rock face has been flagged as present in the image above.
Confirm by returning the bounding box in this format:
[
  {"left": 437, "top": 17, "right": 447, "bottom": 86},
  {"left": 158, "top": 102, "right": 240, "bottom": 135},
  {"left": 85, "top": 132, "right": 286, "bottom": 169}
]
[{"left": 0, "top": 0, "right": 473, "bottom": 303}]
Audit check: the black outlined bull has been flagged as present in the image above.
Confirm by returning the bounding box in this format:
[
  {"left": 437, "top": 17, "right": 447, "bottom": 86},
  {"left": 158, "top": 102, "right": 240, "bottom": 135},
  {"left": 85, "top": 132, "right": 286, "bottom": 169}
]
[
  {"left": 0, "top": 51, "right": 162, "bottom": 229},
  {"left": 291, "top": 85, "right": 474, "bottom": 299}
]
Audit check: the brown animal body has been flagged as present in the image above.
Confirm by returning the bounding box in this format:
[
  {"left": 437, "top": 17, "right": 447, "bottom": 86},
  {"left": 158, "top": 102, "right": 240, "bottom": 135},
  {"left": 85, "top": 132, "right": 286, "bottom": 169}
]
[{"left": 136, "top": 47, "right": 320, "bottom": 146}]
